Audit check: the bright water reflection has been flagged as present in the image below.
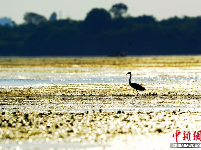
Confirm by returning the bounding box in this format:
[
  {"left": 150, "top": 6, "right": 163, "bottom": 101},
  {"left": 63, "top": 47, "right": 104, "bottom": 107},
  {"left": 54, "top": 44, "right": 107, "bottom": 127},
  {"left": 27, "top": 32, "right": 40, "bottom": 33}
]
[{"left": 0, "top": 67, "right": 201, "bottom": 86}]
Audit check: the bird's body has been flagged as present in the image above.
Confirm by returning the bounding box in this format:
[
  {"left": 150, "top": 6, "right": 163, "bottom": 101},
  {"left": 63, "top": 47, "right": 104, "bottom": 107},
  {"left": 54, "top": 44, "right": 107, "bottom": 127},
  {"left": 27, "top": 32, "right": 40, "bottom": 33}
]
[
  {"left": 129, "top": 82, "right": 145, "bottom": 91},
  {"left": 127, "top": 72, "right": 145, "bottom": 91}
]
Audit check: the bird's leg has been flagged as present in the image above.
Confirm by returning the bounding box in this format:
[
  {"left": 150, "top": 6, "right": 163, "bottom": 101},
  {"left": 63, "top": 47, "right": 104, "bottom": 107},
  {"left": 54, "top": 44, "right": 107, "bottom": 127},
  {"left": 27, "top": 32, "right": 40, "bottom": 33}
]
[
  {"left": 136, "top": 90, "right": 139, "bottom": 96},
  {"left": 132, "top": 89, "right": 136, "bottom": 96}
]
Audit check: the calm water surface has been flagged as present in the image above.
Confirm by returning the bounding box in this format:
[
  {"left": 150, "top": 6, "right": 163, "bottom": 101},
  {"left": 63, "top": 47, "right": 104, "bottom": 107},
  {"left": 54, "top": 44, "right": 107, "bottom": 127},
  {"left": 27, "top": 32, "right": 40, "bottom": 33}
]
[{"left": 0, "top": 67, "right": 201, "bottom": 87}]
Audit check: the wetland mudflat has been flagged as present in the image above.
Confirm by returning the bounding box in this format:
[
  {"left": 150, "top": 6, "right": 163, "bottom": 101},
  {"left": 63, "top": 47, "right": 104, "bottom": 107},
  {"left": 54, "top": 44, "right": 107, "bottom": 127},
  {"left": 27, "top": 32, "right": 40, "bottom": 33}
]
[{"left": 0, "top": 56, "right": 201, "bottom": 150}]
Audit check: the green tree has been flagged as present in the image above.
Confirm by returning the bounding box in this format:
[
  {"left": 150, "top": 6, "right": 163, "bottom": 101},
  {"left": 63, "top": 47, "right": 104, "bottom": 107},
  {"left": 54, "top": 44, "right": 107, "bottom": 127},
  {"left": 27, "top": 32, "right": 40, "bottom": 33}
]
[
  {"left": 85, "top": 8, "right": 111, "bottom": 23},
  {"left": 24, "top": 12, "right": 47, "bottom": 25},
  {"left": 83, "top": 8, "right": 111, "bottom": 34},
  {"left": 109, "top": 3, "right": 128, "bottom": 18}
]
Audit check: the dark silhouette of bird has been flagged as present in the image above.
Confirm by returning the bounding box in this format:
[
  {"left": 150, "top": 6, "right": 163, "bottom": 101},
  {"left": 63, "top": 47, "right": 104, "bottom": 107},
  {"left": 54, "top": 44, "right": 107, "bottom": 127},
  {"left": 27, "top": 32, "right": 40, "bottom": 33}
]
[{"left": 126, "top": 72, "right": 145, "bottom": 91}]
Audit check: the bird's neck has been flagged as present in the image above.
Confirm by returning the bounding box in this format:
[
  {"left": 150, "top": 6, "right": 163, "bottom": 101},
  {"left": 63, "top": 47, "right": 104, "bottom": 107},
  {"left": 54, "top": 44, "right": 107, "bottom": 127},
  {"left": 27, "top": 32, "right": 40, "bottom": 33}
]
[{"left": 129, "top": 74, "right": 131, "bottom": 84}]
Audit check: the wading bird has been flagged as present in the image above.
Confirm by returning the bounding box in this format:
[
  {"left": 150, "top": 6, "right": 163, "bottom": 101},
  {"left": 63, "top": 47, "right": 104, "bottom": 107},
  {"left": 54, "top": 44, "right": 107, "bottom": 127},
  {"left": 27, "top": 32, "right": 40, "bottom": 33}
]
[{"left": 126, "top": 72, "right": 145, "bottom": 91}]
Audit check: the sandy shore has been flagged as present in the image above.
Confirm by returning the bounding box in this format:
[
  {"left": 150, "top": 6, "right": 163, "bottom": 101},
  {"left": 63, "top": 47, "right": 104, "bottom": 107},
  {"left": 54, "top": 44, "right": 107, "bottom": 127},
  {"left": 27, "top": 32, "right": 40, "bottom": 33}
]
[
  {"left": 0, "top": 110, "right": 201, "bottom": 149},
  {"left": 0, "top": 84, "right": 201, "bottom": 150}
]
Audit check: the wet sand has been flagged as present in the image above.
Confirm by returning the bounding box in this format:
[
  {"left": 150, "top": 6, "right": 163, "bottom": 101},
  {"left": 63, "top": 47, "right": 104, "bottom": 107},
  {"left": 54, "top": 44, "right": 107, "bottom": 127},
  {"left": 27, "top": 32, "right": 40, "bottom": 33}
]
[
  {"left": 0, "top": 56, "right": 201, "bottom": 149},
  {"left": 1, "top": 110, "right": 201, "bottom": 149}
]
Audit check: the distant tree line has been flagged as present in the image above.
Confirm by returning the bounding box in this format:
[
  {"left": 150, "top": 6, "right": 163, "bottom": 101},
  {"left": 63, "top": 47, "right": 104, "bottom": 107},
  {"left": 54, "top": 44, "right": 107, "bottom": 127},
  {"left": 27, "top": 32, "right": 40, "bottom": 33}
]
[{"left": 1, "top": 3, "right": 201, "bottom": 56}]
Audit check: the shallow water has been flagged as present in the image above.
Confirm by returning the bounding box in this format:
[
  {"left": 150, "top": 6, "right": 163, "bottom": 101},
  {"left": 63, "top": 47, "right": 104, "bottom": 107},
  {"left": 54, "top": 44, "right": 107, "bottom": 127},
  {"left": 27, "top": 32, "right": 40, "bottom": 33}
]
[
  {"left": 1, "top": 56, "right": 201, "bottom": 150},
  {"left": 0, "top": 57, "right": 201, "bottom": 114},
  {"left": 0, "top": 66, "right": 201, "bottom": 86}
]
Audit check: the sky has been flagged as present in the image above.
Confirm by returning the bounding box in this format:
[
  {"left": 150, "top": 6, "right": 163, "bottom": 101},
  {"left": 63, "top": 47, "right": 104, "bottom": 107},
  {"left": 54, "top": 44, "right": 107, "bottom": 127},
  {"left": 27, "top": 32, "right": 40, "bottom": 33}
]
[{"left": 1, "top": 0, "right": 201, "bottom": 24}]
